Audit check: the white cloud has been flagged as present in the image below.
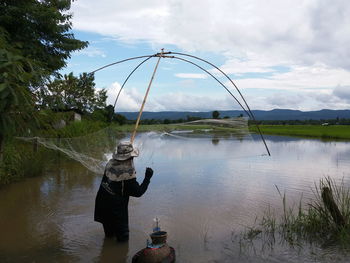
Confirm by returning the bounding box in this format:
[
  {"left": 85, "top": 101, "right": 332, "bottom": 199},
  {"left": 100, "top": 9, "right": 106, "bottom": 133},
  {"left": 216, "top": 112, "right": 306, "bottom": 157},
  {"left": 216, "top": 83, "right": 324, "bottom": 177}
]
[
  {"left": 102, "top": 81, "right": 350, "bottom": 111},
  {"left": 333, "top": 86, "right": 350, "bottom": 102},
  {"left": 71, "top": 0, "right": 350, "bottom": 110},
  {"left": 228, "top": 64, "right": 350, "bottom": 110},
  {"left": 232, "top": 63, "right": 350, "bottom": 92},
  {"left": 104, "top": 82, "right": 238, "bottom": 111},
  {"left": 71, "top": 0, "right": 350, "bottom": 70},
  {"left": 151, "top": 92, "right": 236, "bottom": 111},
  {"left": 77, "top": 47, "right": 106, "bottom": 58},
  {"left": 174, "top": 73, "right": 208, "bottom": 79},
  {"left": 219, "top": 56, "right": 280, "bottom": 75},
  {"left": 266, "top": 93, "right": 306, "bottom": 108},
  {"left": 104, "top": 82, "right": 143, "bottom": 111}
]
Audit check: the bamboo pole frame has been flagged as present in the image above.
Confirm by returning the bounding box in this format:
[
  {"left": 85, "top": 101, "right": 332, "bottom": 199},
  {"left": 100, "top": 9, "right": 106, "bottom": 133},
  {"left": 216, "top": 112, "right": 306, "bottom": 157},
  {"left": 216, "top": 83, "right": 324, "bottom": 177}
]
[{"left": 130, "top": 49, "right": 164, "bottom": 144}]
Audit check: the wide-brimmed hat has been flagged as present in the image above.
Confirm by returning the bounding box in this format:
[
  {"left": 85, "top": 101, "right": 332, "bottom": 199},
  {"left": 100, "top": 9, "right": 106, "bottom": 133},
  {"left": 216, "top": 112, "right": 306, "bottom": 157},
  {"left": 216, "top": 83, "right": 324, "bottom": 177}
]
[{"left": 113, "top": 141, "right": 139, "bottom": 161}]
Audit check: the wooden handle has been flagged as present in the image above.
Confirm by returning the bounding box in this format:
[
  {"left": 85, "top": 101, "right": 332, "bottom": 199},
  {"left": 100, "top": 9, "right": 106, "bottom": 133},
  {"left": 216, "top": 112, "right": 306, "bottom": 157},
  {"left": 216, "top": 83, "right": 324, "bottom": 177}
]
[{"left": 130, "top": 50, "right": 163, "bottom": 144}]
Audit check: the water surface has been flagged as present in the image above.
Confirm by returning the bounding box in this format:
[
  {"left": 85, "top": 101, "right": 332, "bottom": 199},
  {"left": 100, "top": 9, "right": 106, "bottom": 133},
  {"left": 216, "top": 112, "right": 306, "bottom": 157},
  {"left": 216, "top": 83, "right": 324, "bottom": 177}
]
[{"left": 0, "top": 133, "right": 350, "bottom": 262}]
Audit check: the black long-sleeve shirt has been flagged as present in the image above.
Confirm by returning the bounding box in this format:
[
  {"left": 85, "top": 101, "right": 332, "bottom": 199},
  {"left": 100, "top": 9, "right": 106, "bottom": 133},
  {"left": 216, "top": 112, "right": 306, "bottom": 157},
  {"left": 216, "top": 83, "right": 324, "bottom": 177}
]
[{"left": 94, "top": 173, "right": 151, "bottom": 227}]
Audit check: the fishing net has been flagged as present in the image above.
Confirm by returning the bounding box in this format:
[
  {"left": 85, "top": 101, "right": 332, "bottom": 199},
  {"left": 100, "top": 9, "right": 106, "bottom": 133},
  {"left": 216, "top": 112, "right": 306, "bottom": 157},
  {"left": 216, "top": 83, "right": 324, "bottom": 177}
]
[
  {"left": 18, "top": 51, "right": 272, "bottom": 173},
  {"left": 173, "top": 118, "right": 250, "bottom": 138},
  {"left": 18, "top": 117, "right": 264, "bottom": 174},
  {"left": 19, "top": 126, "right": 123, "bottom": 174}
]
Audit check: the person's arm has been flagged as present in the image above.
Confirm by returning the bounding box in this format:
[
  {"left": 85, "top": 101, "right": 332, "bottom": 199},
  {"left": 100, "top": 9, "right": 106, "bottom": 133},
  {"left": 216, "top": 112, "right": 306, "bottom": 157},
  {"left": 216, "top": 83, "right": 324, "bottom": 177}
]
[{"left": 126, "top": 168, "right": 153, "bottom": 197}]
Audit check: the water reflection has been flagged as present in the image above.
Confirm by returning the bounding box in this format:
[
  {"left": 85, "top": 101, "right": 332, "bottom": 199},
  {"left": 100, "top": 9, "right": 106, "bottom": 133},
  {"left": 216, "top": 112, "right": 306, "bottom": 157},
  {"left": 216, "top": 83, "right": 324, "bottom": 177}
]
[
  {"left": 211, "top": 137, "right": 220, "bottom": 145},
  {"left": 0, "top": 133, "right": 350, "bottom": 262},
  {"left": 98, "top": 239, "right": 129, "bottom": 263}
]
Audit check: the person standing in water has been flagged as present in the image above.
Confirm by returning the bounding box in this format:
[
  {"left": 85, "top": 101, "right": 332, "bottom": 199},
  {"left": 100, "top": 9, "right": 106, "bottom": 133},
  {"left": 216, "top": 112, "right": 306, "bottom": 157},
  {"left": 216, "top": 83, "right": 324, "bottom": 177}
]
[{"left": 94, "top": 141, "right": 153, "bottom": 242}]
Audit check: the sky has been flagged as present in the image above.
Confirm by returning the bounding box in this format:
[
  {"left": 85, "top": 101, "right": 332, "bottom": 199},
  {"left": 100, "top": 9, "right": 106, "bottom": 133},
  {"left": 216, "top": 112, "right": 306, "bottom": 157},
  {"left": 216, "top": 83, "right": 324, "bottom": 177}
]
[{"left": 63, "top": 0, "right": 350, "bottom": 112}]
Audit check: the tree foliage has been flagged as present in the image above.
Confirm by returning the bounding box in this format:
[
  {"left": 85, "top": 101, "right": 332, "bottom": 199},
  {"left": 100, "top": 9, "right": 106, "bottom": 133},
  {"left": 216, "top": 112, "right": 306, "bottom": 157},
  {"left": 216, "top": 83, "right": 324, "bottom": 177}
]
[
  {"left": 114, "top": 114, "right": 127, "bottom": 125},
  {"left": 105, "top": 105, "right": 115, "bottom": 122},
  {"left": 0, "top": 29, "right": 36, "bottom": 160},
  {"left": 212, "top": 110, "right": 220, "bottom": 119},
  {"left": 37, "top": 72, "right": 107, "bottom": 113},
  {"left": 0, "top": 0, "right": 87, "bottom": 134},
  {"left": 0, "top": 0, "right": 88, "bottom": 161},
  {"left": 0, "top": 29, "right": 39, "bottom": 153},
  {"left": 90, "top": 105, "right": 115, "bottom": 123},
  {"left": 0, "top": 0, "right": 87, "bottom": 85}
]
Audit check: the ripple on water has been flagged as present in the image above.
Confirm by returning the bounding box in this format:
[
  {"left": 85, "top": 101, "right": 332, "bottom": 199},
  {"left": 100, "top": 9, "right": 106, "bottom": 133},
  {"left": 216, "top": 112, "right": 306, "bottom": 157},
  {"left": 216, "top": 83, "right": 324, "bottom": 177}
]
[{"left": 0, "top": 135, "right": 350, "bottom": 262}]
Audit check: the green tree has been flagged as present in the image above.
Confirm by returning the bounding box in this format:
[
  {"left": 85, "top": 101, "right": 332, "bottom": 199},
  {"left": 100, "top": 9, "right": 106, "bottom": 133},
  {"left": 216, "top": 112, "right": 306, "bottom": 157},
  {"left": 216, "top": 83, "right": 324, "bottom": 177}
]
[
  {"left": 0, "top": 0, "right": 87, "bottom": 85},
  {"left": 212, "top": 110, "right": 220, "bottom": 119},
  {"left": 90, "top": 105, "right": 115, "bottom": 122},
  {"left": 114, "top": 114, "right": 127, "bottom": 125},
  {"left": 105, "top": 105, "right": 115, "bottom": 123},
  {"left": 0, "top": 31, "right": 35, "bottom": 160},
  {"left": 0, "top": 0, "right": 87, "bottom": 160},
  {"left": 37, "top": 72, "right": 107, "bottom": 113}
]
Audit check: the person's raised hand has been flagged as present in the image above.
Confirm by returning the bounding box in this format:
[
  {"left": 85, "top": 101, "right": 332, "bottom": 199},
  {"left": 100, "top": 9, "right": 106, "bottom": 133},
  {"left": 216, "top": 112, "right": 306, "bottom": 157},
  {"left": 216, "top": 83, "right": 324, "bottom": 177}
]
[{"left": 145, "top": 167, "right": 153, "bottom": 179}]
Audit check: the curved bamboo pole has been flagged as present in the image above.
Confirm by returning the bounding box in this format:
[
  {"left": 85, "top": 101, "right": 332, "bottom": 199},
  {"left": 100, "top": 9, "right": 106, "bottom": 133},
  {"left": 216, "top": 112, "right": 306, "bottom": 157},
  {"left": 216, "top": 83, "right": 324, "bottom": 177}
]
[
  {"left": 90, "top": 50, "right": 270, "bottom": 155},
  {"left": 130, "top": 50, "right": 164, "bottom": 144},
  {"left": 113, "top": 56, "right": 154, "bottom": 111}
]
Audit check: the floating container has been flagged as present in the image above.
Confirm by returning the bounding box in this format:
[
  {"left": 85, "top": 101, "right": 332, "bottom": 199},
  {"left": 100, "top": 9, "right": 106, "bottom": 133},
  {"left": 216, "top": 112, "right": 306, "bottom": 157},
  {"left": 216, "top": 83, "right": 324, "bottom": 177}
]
[
  {"left": 150, "top": 231, "right": 167, "bottom": 245},
  {"left": 132, "top": 230, "right": 175, "bottom": 263}
]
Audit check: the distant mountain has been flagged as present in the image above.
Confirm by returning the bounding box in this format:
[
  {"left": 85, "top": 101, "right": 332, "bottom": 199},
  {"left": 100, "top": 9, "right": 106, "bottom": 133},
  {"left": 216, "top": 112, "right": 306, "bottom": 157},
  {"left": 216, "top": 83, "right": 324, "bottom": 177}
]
[{"left": 118, "top": 109, "right": 350, "bottom": 121}]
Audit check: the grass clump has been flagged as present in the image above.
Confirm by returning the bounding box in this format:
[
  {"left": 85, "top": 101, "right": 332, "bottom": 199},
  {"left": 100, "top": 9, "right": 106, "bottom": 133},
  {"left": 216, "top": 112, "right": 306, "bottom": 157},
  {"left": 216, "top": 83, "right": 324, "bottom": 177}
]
[
  {"left": 242, "top": 177, "right": 350, "bottom": 248},
  {"left": 0, "top": 141, "right": 51, "bottom": 186}
]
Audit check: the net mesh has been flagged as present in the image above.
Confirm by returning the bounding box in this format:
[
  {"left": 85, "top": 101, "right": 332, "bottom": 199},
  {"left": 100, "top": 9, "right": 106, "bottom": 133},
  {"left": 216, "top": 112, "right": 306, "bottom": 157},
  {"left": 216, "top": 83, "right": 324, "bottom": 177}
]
[
  {"left": 19, "top": 126, "right": 123, "bottom": 174},
  {"left": 18, "top": 117, "right": 260, "bottom": 174}
]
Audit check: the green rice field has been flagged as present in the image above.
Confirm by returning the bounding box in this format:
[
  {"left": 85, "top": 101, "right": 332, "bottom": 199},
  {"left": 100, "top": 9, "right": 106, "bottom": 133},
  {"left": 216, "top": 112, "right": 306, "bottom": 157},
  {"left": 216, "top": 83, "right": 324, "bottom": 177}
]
[{"left": 249, "top": 125, "right": 350, "bottom": 140}]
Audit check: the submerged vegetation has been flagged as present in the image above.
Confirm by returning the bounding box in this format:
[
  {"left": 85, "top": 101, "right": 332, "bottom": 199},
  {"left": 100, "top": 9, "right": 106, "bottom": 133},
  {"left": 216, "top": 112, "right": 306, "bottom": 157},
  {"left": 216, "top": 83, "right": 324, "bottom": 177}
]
[{"left": 240, "top": 177, "right": 350, "bottom": 250}]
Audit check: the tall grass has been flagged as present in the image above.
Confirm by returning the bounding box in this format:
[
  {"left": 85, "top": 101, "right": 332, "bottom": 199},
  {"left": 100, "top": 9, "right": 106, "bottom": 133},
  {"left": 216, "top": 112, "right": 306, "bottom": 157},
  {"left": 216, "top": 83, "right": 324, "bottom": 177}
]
[
  {"left": 0, "top": 140, "right": 51, "bottom": 186},
  {"left": 39, "top": 119, "right": 108, "bottom": 138},
  {"left": 241, "top": 177, "right": 350, "bottom": 248}
]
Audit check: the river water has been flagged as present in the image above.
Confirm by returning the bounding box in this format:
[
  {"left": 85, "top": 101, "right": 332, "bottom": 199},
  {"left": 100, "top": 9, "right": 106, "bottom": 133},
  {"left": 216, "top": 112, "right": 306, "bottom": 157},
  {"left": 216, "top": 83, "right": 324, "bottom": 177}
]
[{"left": 1, "top": 133, "right": 350, "bottom": 262}]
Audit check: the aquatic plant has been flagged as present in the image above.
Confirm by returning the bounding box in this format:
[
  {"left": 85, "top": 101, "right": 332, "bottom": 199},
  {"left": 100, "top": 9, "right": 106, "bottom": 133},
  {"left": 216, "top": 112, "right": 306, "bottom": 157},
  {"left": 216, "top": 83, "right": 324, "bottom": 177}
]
[{"left": 241, "top": 177, "right": 350, "bottom": 248}]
